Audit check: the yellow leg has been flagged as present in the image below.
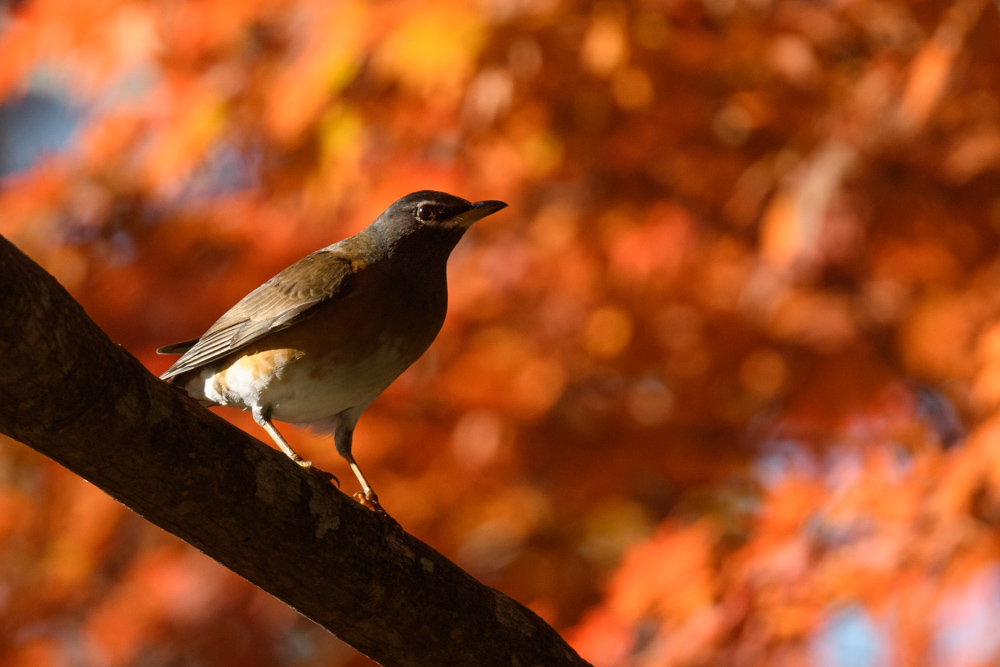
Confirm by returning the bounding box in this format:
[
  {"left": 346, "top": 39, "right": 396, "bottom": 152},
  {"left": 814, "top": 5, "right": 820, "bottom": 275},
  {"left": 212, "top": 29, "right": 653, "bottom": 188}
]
[
  {"left": 344, "top": 452, "right": 380, "bottom": 510},
  {"left": 253, "top": 409, "right": 312, "bottom": 468}
]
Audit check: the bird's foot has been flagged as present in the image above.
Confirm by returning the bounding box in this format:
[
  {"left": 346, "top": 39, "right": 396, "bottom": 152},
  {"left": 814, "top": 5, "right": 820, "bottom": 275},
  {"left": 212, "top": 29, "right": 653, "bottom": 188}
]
[
  {"left": 354, "top": 491, "right": 400, "bottom": 537},
  {"left": 353, "top": 490, "right": 384, "bottom": 514},
  {"left": 307, "top": 467, "right": 340, "bottom": 487}
]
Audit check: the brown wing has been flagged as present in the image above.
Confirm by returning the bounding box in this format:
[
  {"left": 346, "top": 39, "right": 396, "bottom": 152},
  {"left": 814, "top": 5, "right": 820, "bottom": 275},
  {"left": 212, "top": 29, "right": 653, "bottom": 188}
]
[{"left": 159, "top": 249, "right": 360, "bottom": 380}]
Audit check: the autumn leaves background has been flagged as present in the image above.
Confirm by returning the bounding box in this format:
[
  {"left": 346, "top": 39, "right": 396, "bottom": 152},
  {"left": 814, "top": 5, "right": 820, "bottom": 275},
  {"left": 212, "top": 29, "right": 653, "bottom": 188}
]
[{"left": 2, "top": 0, "right": 1000, "bottom": 665}]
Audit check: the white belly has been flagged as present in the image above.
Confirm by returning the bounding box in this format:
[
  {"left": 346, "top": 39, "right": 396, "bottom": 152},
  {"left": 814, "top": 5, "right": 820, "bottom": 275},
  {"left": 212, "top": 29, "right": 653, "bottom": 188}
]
[{"left": 188, "top": 344, "right": 411, "bottom": 424}]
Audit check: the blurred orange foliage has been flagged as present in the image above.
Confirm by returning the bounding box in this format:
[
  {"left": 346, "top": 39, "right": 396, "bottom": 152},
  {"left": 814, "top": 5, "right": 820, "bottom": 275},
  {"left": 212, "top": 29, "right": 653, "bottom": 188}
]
[{"left": 1, "top": 0, "right": 1000, "bottom": 665}]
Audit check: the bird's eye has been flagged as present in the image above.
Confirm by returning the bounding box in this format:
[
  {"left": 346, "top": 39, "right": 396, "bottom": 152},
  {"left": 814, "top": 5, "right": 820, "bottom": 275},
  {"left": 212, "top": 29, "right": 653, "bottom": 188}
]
[{"left": 416, "top": 204, "right": 437, "bottom": 222}]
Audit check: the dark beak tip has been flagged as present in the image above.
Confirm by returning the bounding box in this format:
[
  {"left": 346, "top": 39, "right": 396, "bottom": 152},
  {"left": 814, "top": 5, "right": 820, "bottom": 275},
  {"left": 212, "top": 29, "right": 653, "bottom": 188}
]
[
  {"left": 457, "top": 199, "right": 507, "bottom": 226},
  {"left": 474, "top": 200, "right": 508, "bottom": 214}
]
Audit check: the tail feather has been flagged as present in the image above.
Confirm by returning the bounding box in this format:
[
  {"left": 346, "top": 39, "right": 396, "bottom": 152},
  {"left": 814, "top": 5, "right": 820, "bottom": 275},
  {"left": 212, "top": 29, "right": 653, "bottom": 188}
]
[{"left": 157, "top": 337, "right": 200, "bottom": 355}]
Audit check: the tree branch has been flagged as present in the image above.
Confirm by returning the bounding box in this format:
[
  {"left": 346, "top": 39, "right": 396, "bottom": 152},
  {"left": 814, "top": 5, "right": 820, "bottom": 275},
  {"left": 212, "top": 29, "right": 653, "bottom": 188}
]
[{"left": 0, "top": 234, "right": 591, "bottom": 667}]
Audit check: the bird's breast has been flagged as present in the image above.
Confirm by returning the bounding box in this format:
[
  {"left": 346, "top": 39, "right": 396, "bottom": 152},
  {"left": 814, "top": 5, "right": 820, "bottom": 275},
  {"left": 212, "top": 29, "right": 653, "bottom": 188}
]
[{"left": 190, "top": 268, "right": 449, "bottom": 424}]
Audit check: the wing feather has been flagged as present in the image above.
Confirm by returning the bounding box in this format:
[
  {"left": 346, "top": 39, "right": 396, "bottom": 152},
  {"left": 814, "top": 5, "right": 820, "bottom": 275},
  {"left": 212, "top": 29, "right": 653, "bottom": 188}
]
[{"left": 159, "top": 249, "right": 359, "bottom": 380}]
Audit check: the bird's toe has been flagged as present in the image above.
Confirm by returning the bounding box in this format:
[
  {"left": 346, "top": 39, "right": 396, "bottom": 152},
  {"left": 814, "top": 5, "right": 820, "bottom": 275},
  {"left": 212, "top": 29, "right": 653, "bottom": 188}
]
[{"left": 353, "top": 490, "right": 384, "bottom": 514}]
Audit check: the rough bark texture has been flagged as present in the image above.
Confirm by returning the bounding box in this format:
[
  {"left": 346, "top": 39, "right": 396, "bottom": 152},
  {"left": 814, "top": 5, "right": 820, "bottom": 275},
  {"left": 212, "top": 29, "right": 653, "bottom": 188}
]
[{"left": 0, "top": 234, "right": 592, "bottom": 667}]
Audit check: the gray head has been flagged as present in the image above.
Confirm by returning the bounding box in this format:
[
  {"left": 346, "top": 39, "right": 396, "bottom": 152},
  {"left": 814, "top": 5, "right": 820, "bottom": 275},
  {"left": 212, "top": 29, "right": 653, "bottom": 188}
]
[{"left": 366, "top": 191, "right": 507, "bottom": 265}]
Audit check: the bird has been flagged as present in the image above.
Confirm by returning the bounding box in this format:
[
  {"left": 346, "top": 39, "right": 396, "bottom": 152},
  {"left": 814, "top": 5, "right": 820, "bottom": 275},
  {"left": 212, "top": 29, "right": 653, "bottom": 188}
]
[{"left": 158, "top": 191, "right": 507, "bottom": 510}]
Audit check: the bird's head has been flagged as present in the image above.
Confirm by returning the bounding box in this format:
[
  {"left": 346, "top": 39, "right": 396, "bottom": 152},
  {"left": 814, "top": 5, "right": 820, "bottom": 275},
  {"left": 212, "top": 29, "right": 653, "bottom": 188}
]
[
  {"left": 370, "top": 191, "right": 507, "bottom": 261},
  {"left": 409, "top": 190, "right": 507, "bottom": 230}
]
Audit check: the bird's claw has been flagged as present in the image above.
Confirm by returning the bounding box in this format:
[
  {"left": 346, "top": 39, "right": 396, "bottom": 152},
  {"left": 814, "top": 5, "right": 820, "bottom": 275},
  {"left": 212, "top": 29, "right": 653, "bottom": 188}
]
[
  {"left": 353, "top": 491, "right": 384, "bottom": 514},
  {"left": 306, "top": 467, "right": 339, "bottom": 487}
]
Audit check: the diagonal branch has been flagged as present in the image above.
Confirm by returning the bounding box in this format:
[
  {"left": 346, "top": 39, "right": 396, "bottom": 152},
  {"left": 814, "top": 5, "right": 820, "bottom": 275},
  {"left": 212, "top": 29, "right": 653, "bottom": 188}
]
[{"left": 0, "top": 234, "right": 591, "bottom": 667}]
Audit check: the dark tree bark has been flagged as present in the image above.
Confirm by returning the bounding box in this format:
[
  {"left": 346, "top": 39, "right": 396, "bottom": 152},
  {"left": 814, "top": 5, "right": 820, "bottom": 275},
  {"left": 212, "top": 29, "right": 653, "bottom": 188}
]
[{"left": 0, "top": 234, "right": 592, "bottom": 667}]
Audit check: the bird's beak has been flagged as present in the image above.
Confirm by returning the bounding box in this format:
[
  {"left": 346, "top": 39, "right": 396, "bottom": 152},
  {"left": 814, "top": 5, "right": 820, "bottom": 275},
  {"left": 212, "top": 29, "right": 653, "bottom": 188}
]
[{"left": 454, "top": 200, "right": 508, "bottom": 227}]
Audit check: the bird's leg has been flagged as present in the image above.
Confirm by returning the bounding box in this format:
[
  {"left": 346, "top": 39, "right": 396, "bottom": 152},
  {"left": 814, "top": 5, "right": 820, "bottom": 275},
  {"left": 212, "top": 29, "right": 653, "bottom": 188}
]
[
  {"left": 334, "top": 422, "right": 382, "bottom": 512},
  {"left": 344, "top": 452, "right": 381, "bottom": 511},
  {"left": 252, "top": 406, "right": 312, "bottom": 468}
]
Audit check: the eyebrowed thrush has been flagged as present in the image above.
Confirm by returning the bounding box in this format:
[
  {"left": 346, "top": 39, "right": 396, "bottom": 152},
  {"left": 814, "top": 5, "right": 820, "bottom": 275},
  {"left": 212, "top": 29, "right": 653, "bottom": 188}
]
[{"left": 158, "top": 191, "right": 507, "bottom": 509}]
